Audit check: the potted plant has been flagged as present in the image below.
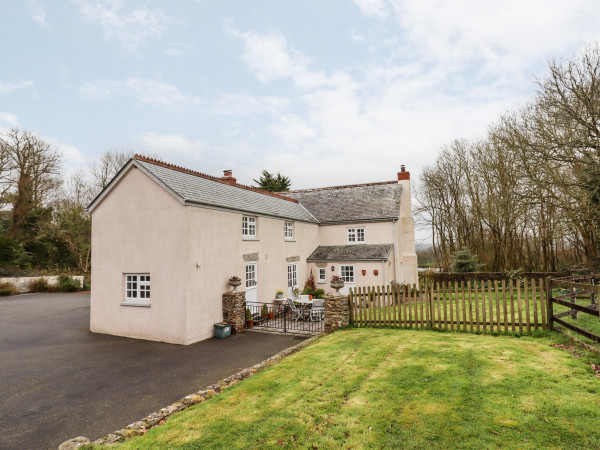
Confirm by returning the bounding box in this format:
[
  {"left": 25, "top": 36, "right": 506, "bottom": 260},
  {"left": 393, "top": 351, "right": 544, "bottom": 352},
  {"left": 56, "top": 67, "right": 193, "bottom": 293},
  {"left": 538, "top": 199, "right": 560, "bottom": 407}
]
[
  {"left": 292, "top": 286, "right": 300, "bottom": 300},
  {"left": 245, "top": 308, "right": 253, "bottom": 328},
  {"left": 276, "top": 289, "right": 284, "bottom": 299},
  {"left": 228, "top": 276, "right": 242, "bottom": 291},
  {"left": 330, "top": 275, "right": 344, "bottom": 293},
  {"left": 261, "top": 303, "right": 269, "bottom": 318}
]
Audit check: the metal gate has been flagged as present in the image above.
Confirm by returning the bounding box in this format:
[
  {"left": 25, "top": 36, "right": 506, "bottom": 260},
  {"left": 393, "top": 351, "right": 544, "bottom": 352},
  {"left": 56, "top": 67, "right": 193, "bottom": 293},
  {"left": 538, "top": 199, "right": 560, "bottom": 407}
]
[{"left": 245, "top": 301, "right": 323, "bottom": 335}]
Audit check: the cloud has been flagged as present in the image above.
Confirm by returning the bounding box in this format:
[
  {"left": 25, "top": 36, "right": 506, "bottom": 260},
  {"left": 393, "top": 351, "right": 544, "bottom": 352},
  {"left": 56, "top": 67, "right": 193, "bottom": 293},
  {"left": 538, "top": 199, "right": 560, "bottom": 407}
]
[
  {"left": 0, "top": 80, "right": 33, "bottom": 94},
  {"left": 79, "top": 78, "right": 200, "bottom": 110},
  {"left": 72, "top": 0, "right": 169, "bottom": 51},
  {"left": 351, "top": 0, "right": 389, "bottom": 19},
  {"left": 135, "top": 132, "right": 206, "bottom": 158},
  {"left": 26, "top": 0, "right": 49, "bottom": 28},
  {"left": 209, "top": 94, "right": 289, "bottom": 115},
  {"left": 0, "top": 112, "right": 19, "bottom": 129}
]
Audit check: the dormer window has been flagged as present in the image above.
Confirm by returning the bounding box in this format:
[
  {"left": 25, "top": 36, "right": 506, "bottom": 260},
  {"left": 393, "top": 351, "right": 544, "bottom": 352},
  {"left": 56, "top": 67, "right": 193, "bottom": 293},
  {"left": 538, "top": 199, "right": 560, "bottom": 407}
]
[
  {"left": 242, "top": 216, "right": 257, "bottom": 238},
  {"left": 284, "top": 221, "right": 294, "bottom": 240},
  {"left": 347, "top": 227, "right": 365, "bottom": 244}
]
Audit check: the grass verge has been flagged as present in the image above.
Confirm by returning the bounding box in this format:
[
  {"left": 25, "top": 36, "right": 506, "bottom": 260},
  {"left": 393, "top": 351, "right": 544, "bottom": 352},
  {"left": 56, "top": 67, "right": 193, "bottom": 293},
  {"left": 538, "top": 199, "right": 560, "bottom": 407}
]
[{"left": 103, "top": 329, "right": 600, "bottom": 449}]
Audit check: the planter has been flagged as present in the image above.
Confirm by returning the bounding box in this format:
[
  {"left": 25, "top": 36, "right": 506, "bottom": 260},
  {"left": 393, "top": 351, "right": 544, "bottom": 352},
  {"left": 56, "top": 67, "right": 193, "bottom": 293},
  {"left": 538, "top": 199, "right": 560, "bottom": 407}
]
[
  {"left": 362, "top": 270, "right": 367, "bottom": 276},
  {"left": 330, "top": 280, "right": 345, "bottom": 293},
  {"left": 229, "top": 279, "right": 242, "bottom": 291},
  {"left": 267, "top": 313, "right": 275, "bottom": 320},
  {"left": 276, "top": 293, "right": 283, "bottom": 299},
  {"left": 245, "top": 319, "right": 254, "bottom": 329},
  {"left": 374, "top": 270, "right": 379, "bottom": 276}
]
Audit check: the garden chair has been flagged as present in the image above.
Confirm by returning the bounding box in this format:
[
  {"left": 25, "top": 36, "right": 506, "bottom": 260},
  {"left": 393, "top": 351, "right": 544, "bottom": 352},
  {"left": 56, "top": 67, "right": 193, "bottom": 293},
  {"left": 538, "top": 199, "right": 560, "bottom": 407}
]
[
  {"left": 309, "top": 299, "right": 325, "bottom": 322},
  {"left": 286, "top": 297, "right": 307, "bottom": 321}
]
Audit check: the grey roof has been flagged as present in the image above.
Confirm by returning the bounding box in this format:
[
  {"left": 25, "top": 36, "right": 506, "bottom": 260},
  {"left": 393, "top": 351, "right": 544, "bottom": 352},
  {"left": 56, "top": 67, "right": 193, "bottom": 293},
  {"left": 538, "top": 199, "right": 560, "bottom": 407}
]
[
  {"left": 136, "top": 160, "right": 317, "bottom": 223},
  {"left": 285, "top": 183, "right": 402, "bottom": 223},
  {"left": 307, "top": 244, "right": 393, "bottom": 261}
]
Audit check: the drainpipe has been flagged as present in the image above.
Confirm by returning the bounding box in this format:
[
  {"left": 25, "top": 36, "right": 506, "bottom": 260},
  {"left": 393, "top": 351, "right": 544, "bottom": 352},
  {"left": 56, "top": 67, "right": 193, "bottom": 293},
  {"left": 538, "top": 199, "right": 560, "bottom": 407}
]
[{"left": 392, "top": 220, "right": 399, "bottom": 282}]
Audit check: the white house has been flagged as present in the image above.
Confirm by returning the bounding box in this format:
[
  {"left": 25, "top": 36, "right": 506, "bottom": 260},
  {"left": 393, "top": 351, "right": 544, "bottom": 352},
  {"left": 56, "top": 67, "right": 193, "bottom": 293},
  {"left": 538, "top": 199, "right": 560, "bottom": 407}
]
[{"left": 88, "top": 155, "right": 417, "bottom": 344}]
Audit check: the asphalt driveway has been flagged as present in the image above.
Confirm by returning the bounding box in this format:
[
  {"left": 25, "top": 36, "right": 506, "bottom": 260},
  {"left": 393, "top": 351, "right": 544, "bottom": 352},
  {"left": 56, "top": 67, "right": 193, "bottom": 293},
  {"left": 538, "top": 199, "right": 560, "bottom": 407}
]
[{"left": 0, "top": 293, "right": 307, "bottom": 449}]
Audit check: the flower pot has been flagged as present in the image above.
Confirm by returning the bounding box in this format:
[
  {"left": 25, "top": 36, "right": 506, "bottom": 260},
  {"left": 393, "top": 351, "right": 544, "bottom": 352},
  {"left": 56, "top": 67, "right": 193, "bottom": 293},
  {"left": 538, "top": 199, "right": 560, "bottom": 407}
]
[
  {"left": 229, "top": 279, "right": 242, "bottom": 291},
  {"left": 330, "top": 279, "right": 345, "bottom": 293},
  {"left": 374, "top": 270, "right": 379, "bottom": 276},
  {"left": 362, "top": 270, "right": 366, "bottom": 276},
  {"left": 245, "top": 319, "right": 254, "bottom": 329},
  {"left": 267, "top": 313, "right": 275, "bottom": 320}
]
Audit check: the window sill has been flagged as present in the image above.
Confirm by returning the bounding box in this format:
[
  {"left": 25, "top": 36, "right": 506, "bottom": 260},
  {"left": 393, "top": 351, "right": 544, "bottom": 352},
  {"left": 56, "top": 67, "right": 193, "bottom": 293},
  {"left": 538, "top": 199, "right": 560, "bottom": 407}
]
[
  {"left": 317, "top": 281, "right": 326, "bottom": 284},
  {"left": 242, "top": 237, "right": 260, "bottom": 241},
  {"left": 284, "top": 238, "right": 296, "bottom": 242},
  {"left": 347, "top": 242, "right": 366, "bottom": 245},
  {"left": 120, "top": 301, "right": 151, "bottom": 308}
]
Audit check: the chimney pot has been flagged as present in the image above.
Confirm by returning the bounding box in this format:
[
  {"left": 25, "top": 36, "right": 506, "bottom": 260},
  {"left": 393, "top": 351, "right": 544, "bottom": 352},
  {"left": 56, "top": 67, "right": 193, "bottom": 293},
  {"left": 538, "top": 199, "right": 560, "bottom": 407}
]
[
  {"left": 223, "top": 169, "right": 232, "bottom": 177},
  {"left": 400, "top": 165, "right": 405, "bottom": 172}
]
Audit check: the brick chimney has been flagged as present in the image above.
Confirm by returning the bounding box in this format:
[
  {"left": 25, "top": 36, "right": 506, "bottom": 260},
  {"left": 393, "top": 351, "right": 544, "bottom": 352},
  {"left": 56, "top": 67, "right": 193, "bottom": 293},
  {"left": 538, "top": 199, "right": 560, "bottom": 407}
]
[
  {"left": 221, "top": 169, "right": 237, "bottom": 185},
  {"left": 397, "top": 165, "right": 410, "bottom": 181}
]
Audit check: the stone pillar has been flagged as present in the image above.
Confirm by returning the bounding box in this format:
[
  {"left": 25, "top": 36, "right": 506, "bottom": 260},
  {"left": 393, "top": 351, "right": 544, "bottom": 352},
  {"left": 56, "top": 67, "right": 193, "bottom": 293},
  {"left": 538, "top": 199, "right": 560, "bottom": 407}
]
[
  {"left": 324, "top": 293, "right": 349, "bottom": 333},
  {"left": 222, "top": 290, "right": 246, "bottom": 334}
]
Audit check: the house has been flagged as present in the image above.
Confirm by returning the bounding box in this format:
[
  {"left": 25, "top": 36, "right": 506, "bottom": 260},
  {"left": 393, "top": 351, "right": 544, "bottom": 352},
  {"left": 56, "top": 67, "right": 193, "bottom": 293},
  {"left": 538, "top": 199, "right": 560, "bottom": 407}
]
[{"left": 88, "top": 155, "right": 417, "bottom": 344}]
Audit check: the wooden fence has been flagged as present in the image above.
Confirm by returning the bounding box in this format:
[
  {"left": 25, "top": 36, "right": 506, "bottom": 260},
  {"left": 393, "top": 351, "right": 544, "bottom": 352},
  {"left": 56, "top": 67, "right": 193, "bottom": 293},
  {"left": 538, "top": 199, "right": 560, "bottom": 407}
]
[
  {"left": 349, "top": 279, "right": 549, "bottom": 333},
  {"left": 548, "top": 274, "right": 600, "bottom": 342}
]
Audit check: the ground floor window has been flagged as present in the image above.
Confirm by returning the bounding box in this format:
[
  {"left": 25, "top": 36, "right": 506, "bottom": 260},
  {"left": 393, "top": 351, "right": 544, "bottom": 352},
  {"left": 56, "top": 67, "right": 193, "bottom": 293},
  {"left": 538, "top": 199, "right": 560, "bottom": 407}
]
[
  {"left": 340, "top": 265, "right": 355, "bottom": 283},
  {"left": 125, "top": 274, "right": 150, "bottom": 303},
  {"left": 318, "top": 267, "right": 326, "bottom": 283},
  {"left": 246, "top": 262, "right": 257, "bottom": 289}
]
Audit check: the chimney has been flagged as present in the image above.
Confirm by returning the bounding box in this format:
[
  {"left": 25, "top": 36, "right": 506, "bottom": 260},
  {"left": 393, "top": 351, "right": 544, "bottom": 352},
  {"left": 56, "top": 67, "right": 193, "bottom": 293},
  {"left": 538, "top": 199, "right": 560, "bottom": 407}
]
[
  {"left": 221, "top": 169, "right": 237, "bottom": 185},
  {"left": 397, "top": 165, "right": 410, "bottom": 181}
]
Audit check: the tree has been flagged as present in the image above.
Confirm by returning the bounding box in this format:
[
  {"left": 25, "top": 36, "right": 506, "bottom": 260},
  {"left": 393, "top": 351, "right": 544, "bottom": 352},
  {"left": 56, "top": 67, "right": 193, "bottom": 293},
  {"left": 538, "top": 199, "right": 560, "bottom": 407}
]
[
  {"left": 90, "top": 150, "right": 134, "bottom": 195},
  {"left": 253, "top": 170, "right": 291, "bottom": 192},
  {"left": 0, "top": 128, "right": 62, "bottom": 239},
  {"left": 450, "top": 248, "right": 480, "bottom": 273}
]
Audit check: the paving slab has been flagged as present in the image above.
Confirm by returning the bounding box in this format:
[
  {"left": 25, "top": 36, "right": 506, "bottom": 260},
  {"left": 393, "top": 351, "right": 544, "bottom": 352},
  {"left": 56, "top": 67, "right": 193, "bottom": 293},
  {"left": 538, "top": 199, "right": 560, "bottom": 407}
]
[{"left": 0, "top": 293, "right": 307, "bottom": 450}]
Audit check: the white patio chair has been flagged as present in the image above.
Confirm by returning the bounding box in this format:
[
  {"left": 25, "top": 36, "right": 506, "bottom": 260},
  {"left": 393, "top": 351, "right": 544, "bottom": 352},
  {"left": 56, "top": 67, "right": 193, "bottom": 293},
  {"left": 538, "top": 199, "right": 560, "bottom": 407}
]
[
  {"left": 309, "top": 299, "right": 325, "bottom": 322},
  {"left": 286, "top": 297, "right": 307, "bottom": 321}
]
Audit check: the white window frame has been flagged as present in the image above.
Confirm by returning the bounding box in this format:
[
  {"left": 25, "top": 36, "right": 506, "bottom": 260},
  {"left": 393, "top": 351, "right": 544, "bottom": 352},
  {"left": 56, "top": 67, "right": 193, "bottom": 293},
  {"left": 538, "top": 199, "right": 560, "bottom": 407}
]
[
  {"left": 245, "top": 262, "right": 257, "bottom": 289},
  {"left": 122, "top": 273, "right": 151, "bottom": 307},
  {"left": 242, "top": 216, "right": 257, "bottom": 239},
  {"left": 340, "top": 265, "right": 355, "bottom": 284},
  {"left": 347, "top": 227, "right": 365, "bottom": 244},
  {"left": 284, "top": 221, "right": 294, "bottom": 241},
  {"left": 287, "top": 263, "right": 298, "bottom": 294},
  {"left": 318, "top": 267, "right": 326, "bottom": 284}
]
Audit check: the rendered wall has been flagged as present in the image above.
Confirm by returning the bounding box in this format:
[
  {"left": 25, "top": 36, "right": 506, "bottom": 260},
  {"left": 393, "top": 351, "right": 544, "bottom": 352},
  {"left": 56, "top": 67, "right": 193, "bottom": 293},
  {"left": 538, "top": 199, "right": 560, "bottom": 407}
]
[
  {"left": 185, "top": 206, "right": 320, "bottom": 343},
  {"left": 90, "top": 167, "right": 189, "bottom": 344}
]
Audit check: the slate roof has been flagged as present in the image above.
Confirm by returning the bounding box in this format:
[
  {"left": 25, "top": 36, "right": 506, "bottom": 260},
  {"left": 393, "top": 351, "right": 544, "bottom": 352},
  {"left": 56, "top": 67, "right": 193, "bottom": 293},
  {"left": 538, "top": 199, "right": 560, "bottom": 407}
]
[
  {"left": 284, "top": 182, "right": 402, "bottom": 223},
  {"left": 307, "top": 244, "right": 393, "bottom": 261},
  {"left": 134, "top": 157, "right": 317, "bottom": 223}
]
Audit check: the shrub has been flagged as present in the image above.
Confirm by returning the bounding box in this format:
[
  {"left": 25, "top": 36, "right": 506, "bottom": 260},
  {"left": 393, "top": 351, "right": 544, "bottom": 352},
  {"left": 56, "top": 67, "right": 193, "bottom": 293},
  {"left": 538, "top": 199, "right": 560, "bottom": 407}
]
[
  {"left": 58, "top": 275, "right": 81, "bottom": 292},
  {"left": 301, "top": 287, "right": 315, "bottom": 296},
  {"left": 29, "top": 278, "right": 51, "bottom": 293},
  {"left": 304, "top": 272, "right": 316, "bottom": 291},
  {"left": 450, "top": 248, "right": 480, "bottom": 273},
  {"left": 314, "top": 289, "right": 325, "bottom": 299},
  {"left": 0, "top": 281, "right": 18, "bottom": 297}
]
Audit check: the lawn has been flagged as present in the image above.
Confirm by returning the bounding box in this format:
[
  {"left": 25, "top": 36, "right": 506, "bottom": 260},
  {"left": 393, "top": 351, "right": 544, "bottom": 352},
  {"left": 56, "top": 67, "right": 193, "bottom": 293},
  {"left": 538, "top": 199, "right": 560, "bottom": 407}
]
[{"left": 105, "top": 329, "right": 600, "bottom": 449}]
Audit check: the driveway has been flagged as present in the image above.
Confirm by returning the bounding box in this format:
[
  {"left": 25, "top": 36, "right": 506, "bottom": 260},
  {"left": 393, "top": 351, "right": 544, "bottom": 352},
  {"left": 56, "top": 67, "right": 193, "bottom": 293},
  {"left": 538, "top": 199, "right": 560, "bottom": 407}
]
[{"left": 0, "top": 293, "right": 307, "bottom": 449}]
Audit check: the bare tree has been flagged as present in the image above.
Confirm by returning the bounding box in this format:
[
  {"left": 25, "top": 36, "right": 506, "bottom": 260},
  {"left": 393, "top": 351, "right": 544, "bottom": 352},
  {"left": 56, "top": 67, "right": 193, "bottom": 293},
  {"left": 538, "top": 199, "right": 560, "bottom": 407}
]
[{"left": 90, "top": 150, "right": 134, "bottom": 195}]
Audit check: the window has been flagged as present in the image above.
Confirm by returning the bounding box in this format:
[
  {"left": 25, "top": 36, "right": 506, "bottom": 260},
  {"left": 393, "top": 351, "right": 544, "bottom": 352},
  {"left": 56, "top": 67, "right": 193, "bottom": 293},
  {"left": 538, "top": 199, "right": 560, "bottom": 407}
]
[
  {"left": 284, "top": 221, "right": 294, "bottom": 240},
  {"left": 318, "top": 268, "right": 326, "bottom": 284},
  {"left": 242, "top": 216, "right": 256, "bottom": 238},
  {"left": 245, "top": 263, "right": 257, "bottom": 289},
  {"left": 125, "top": 274, "right": 150, "bottom": 304},
  {"left": 288, "top": 263, "right": 298, "bottom": 289},
  {"left": 347, "top": 227, "right": 365, "bottom": 244},
  {"left": 340, "top": 265, "right": 355, "bottom": 283}
]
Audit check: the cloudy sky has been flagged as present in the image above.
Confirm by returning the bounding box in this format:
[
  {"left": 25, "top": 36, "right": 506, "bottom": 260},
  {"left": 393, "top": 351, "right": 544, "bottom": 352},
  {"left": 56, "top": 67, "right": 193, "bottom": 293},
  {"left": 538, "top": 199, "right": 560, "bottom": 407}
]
[{"left": 2, "top": 0, "right": 600, "bottom": 238}]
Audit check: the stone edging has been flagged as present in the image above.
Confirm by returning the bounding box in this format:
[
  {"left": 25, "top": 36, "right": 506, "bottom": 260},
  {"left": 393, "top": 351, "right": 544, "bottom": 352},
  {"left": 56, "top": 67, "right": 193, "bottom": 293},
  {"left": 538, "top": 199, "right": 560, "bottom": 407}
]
[{"left": 59, "top": 334, "right": 322, "bottom": 449}]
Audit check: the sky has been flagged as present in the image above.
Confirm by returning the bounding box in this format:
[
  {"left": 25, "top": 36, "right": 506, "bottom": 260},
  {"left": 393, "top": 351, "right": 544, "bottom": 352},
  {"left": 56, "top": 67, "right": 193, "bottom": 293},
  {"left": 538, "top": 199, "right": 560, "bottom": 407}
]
[{"left": 2, "top": 0, "right": 600, "bottom": 242}]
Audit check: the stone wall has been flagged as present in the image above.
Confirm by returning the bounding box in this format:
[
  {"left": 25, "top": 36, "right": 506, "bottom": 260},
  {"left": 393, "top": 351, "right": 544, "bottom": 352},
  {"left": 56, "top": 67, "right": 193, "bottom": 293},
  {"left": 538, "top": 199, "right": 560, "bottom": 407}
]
[
  {"left": 222, "top": 290, "right": 246, "bottom": 334},
  {"left": 0, "top": 276, "right": 85, "bottom": 293},
  {"left": 324, "top": 293, "right": 349, "bottom": 332}
]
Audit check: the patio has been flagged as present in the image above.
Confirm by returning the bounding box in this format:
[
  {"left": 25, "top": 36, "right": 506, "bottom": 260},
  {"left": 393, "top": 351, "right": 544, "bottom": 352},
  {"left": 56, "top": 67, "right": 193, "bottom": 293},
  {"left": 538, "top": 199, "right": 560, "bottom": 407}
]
[{"left": 245, "top": 299, "right": 324, "bottom": 335}]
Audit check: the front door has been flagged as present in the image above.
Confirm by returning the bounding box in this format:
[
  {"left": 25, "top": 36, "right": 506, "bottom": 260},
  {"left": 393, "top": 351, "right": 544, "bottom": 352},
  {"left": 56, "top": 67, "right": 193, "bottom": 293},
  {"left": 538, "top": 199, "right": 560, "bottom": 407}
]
[
  {"left": 245, "top": 262, "right": 257, "bottom": 302},
  {"left": 339, "top": 264, "right": 355, "bottom": 295},
  {"left": 287, "top": 263, "right": 298, "bottom": 297}
]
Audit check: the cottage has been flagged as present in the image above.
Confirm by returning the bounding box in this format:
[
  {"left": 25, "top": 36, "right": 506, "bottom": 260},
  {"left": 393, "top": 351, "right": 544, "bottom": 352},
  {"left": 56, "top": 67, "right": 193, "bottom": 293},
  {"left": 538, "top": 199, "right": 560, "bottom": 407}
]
[{"left": 88, "top": 155, "right": 417, "bottom": 344}]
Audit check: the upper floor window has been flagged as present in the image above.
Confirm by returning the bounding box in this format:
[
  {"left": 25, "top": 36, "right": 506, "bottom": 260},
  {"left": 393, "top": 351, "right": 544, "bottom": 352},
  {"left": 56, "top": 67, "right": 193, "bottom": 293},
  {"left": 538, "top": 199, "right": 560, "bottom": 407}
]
[
  {"left": 284, "top": 221, "right": 294, "bottom": 240},
  {"left": 347, "top": 227, "right": 365, "bottom": 244},
  {"left": 242, "top": 216, "right": 256, "bottom": 238}
]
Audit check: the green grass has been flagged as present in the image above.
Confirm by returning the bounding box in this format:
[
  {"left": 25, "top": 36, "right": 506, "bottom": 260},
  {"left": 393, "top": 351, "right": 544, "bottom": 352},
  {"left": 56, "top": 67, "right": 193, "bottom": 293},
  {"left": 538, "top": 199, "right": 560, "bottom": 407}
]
[{"left": 107, "top": 329, "right": 600, "bottom": 449}]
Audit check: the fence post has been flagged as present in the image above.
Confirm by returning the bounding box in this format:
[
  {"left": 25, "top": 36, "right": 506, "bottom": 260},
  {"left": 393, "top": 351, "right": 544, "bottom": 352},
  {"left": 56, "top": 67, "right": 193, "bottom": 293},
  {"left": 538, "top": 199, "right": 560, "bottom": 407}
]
[
  {"left": 428, "top": 280, "right": 434, "bottom": 328},
  {"left": 545, "top": 276, "right": 553, "bottom": 330},
  {"left": 348, "top": 288, "right": 354, "bottom": 326}
]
